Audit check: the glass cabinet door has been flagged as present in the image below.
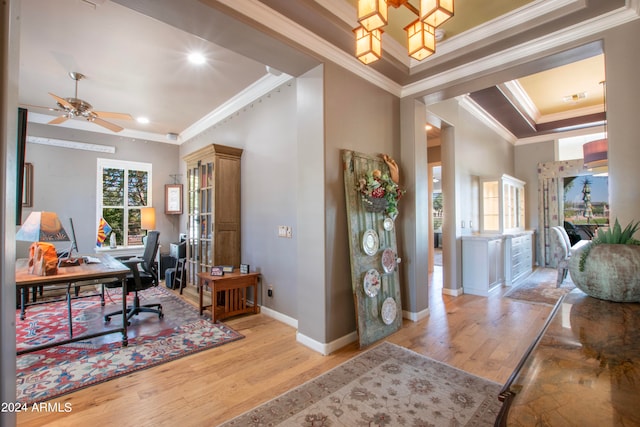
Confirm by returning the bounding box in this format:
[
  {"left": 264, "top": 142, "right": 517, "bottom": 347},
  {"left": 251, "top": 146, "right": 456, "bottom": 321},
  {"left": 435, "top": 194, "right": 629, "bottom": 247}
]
[{"left": 480, "top": 174, "right": 526, "bottom": 233}]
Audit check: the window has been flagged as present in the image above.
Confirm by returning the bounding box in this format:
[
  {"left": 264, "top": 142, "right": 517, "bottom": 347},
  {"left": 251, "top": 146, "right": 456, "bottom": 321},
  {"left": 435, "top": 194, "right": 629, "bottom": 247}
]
[{"left": 97, "top": 159, "right": 152, "bottom": 247}]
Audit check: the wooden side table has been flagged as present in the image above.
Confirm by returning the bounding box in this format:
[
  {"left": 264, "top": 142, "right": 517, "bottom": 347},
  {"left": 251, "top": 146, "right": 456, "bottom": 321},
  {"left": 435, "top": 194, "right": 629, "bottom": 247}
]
[{"left": 196, "top": 271, "right": 260, "bottom": 322}]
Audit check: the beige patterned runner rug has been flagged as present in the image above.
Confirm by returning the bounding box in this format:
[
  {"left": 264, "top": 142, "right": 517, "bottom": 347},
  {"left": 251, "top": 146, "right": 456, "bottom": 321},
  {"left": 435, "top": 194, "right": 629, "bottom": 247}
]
[
  {"left": 504, "top": 267, "right": 576, "bottom": 306},
  {"left": 220, "top": 341, "right": 502, "bottom": 426}
]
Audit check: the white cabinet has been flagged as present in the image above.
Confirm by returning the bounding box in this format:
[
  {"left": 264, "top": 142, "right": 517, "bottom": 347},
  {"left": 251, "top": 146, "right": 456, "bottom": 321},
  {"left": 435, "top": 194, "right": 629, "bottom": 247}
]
[
  {"left": 462, "top": 235, "right": 504, "bottom": 296},
  {"left": 505, "top": 231, "right": 534, "bottom": 285},
  {"left": 480, "top": 174, "right": 526, "bottom": 234}
]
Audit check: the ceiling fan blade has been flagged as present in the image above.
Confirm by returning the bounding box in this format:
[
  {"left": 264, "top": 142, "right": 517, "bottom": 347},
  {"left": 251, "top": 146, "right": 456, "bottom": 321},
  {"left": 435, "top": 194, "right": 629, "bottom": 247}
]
[
  {"left": 48, "top": 92, "right": 75, "bottom": 111},
  {"left": 48, "top": 115, "right": 69, "bottom": 125},
  {"left": 20, "top": 103, "right": 63, "bottom": 113},
  {"left": 92, "top": 117, "right": 124, "bottom": 133},
  {"left": 92, "top": 111, "right": 133, "bottom": 121}
]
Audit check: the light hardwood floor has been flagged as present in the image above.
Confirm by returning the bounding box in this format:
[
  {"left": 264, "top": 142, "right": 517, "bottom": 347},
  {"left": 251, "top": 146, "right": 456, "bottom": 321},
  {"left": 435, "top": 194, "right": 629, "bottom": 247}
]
[{"left": 17, "top": 268, "right": 552, "bottom": 427}]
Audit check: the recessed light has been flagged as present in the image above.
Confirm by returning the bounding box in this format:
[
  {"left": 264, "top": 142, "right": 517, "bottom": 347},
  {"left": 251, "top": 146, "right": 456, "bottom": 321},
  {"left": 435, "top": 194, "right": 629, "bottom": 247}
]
[
  {"left": 137, "top": 117, "right": 150, "bottom": 124},
  {"left": 188, "top": 52, "right": 206, "bottom": 65}
]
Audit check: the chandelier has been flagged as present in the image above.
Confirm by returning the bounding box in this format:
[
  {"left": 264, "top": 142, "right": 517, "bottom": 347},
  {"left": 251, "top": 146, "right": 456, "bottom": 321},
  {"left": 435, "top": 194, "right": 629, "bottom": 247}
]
[{"left": 354, "top": 0, "right": 454, "bottom": 64}]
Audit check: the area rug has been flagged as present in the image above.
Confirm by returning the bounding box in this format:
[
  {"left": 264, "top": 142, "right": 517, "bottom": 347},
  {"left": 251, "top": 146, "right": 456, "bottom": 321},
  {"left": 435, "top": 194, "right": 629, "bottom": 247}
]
[
  {"left": 16, "top": 286, "right": 244, "bottom": 404},
  {"left": 504, "top": 267, "right": 575, "bottom": 305},
  {"left": 220, "top": 341, "right": 502, "bottom": 426}
]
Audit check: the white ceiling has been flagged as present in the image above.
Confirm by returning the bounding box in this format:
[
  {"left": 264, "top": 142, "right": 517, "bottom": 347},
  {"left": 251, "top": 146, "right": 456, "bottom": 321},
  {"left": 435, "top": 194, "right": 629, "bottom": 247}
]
[{"left": 18, "top": 0, "right": 270, "bottom": 142}]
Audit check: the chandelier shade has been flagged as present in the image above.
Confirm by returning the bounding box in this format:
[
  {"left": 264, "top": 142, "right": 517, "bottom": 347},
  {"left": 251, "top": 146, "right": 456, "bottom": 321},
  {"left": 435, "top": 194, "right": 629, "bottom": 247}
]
[
  {"left": 583, "top": 138, "right": 608, "bottom": 169},
  {"left": 354, "top": 26, "right": 383, "bottom": 64},
  {"left": 405, "top": 19, "right": 435, "bottom": 60},
  {"left": 354, "top": 0, "right": 454, "bottom": 64},
  {"left": 357, "top": 0, "right": 388, "bottom": 31},
  {"left": 420, "top": 0, "right": 454, "bottom": 27}
]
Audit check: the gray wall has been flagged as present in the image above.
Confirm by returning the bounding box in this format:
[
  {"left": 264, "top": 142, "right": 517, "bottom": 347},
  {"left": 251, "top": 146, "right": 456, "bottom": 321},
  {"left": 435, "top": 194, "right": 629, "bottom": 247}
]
[
  {"left": 427, "top": 99, "right": 514, "bottom": 289},
  {"left": 179, "top": 79, "right": 301, "bottom": 321},
  {"left": 21, "top": 123, "right": 180, "bottom": 255},
  {"left": 324, "top": 62, "right": 400, "bottom": 341}
]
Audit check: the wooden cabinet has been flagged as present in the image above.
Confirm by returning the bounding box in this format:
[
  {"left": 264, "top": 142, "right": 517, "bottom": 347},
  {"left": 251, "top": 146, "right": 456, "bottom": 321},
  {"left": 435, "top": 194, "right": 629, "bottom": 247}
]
[
  {"left": 480, "top": 174, "right": 526, "bottom": 234},
  {"left": 462, "top": 235, "right": 504, "bottom": 296},
  {"left": 183, "top": 144, "right": 243, "bottom": 286}
]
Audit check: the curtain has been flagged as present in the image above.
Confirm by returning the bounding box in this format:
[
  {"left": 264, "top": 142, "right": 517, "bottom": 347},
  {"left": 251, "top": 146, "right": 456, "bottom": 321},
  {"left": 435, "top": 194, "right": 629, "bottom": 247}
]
[{"left": 537, "top": 159, "right": 588, "bottom": 266}]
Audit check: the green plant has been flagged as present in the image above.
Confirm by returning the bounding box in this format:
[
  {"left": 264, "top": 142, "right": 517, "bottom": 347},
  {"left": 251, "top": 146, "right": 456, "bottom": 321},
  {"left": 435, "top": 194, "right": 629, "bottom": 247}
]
[{"left": 579, "top": 219, "right": 640, "bottom": 271}]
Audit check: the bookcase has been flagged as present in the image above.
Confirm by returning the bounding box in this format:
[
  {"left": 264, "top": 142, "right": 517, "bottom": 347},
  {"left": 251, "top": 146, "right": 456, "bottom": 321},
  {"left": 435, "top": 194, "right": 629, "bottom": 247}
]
[{"left": 183, "top": 144, "right": 243, "bottom": 286}]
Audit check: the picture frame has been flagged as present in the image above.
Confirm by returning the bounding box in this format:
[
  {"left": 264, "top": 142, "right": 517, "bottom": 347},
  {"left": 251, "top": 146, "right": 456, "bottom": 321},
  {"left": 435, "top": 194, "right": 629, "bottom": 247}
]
[
  {"left": 211, "top": 266, "right": 224, "bottom": 276},
  {"left": 165, "top": 184, "right": 183, "bottom": 214},
  {"left": 221, "top": 265, "right": 234, "bottom": 273},
  {"left": 22, "top": 163, "right": 33, "bottom": 208},
  {"left": 240, "top": 264, "right": 250, "bottom": 274}
]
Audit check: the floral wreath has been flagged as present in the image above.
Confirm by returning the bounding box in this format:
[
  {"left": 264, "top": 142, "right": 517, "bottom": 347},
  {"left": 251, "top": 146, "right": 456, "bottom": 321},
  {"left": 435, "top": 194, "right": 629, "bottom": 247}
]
[{"left": 357, "top": 168, "right": 405, "bottom": 218}]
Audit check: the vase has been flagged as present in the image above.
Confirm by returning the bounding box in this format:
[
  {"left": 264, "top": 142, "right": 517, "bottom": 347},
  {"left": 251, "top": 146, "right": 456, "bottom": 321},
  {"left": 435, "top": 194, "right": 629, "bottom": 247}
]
[
  {"left": 109, "top": 232, "right": 117, "bottom": 249},
  {"left": 568, "top": 243, "right": 640, "bottom": 302}
]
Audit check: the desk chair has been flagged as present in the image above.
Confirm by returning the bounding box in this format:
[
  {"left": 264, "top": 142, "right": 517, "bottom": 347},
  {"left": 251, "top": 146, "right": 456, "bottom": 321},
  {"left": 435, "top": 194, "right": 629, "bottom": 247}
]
[{"left": 104, "top": 230, "right": 164, "bottom": 324}]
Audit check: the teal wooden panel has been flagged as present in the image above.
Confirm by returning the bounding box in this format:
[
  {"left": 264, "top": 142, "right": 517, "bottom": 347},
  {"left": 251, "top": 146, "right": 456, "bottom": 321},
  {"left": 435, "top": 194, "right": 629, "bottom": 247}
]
[{"left": 342, "top": 150, "right": 402, "bottom": 348}]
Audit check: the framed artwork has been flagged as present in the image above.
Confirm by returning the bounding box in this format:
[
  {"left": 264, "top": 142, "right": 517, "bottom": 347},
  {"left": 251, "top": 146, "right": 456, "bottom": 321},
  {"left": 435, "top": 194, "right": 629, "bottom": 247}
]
[
  {"left": 221, "top": 265, "right": 234, "bottom": 273},
  {"left": 240, "top": 264, "right": 250, "bottom": 274},
  {"left": 165, "top": 184, "right": 183, "bottom": 214},
  {"left": 211, "top": 266, "right": 224, "bottom": 276},
  {"left": 22, "top": 163, "right": 33, "bottom": 207}
]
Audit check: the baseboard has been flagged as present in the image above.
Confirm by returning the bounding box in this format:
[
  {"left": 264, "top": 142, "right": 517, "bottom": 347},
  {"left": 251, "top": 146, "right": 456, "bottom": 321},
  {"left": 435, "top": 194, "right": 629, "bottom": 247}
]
[
  {"left": 402, "top": 307, "right": 430, "bottom": 322},
  {"left": 296, "top": 330, "right": 358, "bottom": 356},
  {"left": 259, "top": 305, "right": 298, "bottom": 329},
  {"left": 442, "top": 287, "right": 464, "bottom": 297}
]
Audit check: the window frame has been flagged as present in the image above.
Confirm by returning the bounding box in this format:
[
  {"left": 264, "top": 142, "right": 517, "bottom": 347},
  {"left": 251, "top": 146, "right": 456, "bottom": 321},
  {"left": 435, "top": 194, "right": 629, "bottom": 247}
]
[{"left": 96, "top": 158, "right": 153, "bottom": 248}]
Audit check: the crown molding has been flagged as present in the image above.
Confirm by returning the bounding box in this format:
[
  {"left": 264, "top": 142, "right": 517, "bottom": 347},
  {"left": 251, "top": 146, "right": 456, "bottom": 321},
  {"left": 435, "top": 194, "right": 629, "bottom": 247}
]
[
  {"left": 457, "top": 95, "right": 517, "bottom": 144},
  {"left": 180, "top": 72, "right": 294, "bottom": 143},
  {"left": 403, "top": 4, "right": 639, "bottom": 99},
  {"left": 217, "top": 0, "right": 403, "bottom": 96},
  {"left": 501, "top": 80, "right": 541, "bottom": 123}
]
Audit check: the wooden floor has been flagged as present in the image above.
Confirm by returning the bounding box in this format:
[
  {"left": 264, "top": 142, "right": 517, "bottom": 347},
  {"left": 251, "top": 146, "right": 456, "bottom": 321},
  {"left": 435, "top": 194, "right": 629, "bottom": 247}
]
[{"left": 16, "top": 268, "right": 552, "bottom": 427}]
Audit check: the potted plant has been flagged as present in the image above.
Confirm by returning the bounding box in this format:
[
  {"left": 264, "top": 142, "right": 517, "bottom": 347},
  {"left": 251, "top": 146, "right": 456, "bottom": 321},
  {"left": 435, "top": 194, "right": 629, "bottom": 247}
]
[{"left": 569, "top": 219, "right": 640, "bottom": 302}]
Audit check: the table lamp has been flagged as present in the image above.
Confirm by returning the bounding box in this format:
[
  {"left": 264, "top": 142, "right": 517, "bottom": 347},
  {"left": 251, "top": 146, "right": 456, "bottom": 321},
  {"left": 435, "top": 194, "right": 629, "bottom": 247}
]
[
  {"left": 16, "top": 211, "right": 75, "bottom": 271},
  {"left": 16, "top": 211, "right": 70, "bottom": 243},
  {"left": 141, "top": 207, "right": 156, "bottom": 231}
]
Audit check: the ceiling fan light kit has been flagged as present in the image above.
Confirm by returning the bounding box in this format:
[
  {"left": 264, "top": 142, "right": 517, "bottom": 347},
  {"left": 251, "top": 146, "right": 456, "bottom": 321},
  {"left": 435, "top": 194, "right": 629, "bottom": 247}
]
[
  {"left": 354, "top": 0, "right": 454, "bottom": 64},
  {"left": 44, "top": 71, "right": 133, "bottom": 132}
]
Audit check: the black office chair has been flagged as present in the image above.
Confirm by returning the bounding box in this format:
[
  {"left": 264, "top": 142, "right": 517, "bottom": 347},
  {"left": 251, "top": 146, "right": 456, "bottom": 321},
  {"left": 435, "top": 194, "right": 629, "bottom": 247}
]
[{"left": 104, "top": 230, "right": 164, "bottom": 323}]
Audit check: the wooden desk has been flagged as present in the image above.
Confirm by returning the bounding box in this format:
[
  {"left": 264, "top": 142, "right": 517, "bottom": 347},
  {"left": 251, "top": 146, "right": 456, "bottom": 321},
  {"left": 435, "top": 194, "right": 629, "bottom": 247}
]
[
  {"left": 15, "top": 254, "right": 130, "bottom": 355},
  {"left": 496, "top": 289, "right": 640, "bottom": 426},
  {"left": 196, "top": 271, "right": 260, "bottom": 322}
]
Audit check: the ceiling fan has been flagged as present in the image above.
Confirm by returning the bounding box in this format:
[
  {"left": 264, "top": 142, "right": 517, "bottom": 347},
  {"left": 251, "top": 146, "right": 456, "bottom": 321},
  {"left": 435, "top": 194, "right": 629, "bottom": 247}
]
[{"left": 39, "top": 72, "right": 133, "bottom": 132}]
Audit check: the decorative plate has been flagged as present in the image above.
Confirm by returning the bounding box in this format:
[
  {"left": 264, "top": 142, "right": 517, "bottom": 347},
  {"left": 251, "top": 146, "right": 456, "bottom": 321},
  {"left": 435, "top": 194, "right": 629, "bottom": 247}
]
[
  {"left": 363, "top": 269, "right": 381, "bottom": 298},
  {"left": 362, "top": 229, "right": 379, "bottom": 256},
  {"left": 381, "top": 248, "right": 396, "bottom": 273},
  {"left": 381, "top": 297, "right": 397, "bottom": 325},
  {"left": 383, "top": 217, "right": 394, "bottom": 231}
]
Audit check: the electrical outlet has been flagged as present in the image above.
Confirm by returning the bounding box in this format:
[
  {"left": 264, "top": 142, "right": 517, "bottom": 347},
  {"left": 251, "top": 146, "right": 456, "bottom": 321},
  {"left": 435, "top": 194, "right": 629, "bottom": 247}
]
[{"left": 267, "top": 285, "right": 273, "bottom": 297}]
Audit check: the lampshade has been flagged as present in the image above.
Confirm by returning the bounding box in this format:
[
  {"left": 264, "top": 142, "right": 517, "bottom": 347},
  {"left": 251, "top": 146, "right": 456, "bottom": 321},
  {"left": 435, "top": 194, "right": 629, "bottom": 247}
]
[
  {"left": 583, "top": 138, "right": 608, "bottom": 169},
  {"left": 354, "top": 25, "right": 383, "bottom": 64},
  {"left": 357, "top": 0, "right": 387, "bottom": 31},
  {"left": 140, "top": 207, "right": 156, "bottom": 230},
  {"left": 405, "top": 19, "right": 435, "bottom": 61},
  {"left": 16, "top": 211, "right": 70, "bottom": 242},
  {"left": 420, "top": 0, "right": 454, "bottom": 27}
]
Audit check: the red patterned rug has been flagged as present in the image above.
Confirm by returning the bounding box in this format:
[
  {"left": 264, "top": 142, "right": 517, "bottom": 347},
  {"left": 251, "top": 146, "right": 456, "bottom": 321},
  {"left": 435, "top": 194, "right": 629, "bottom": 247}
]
[{"left": 16, "top": 286, "right": 244, "bottom": 404}]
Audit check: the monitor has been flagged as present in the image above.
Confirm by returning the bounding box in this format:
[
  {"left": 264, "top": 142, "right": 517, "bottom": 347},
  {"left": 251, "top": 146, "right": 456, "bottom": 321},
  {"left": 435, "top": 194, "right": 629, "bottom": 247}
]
[{"left": 58, "top": 218, "right": 80, "bottom": 267}]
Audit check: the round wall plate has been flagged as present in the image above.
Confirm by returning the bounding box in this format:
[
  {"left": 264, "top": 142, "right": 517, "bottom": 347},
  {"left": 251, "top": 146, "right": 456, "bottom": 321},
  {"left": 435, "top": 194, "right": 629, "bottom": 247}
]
[
  {"left": 362, "top": 229, "right": 379, "bottom": 256},
  {"left": 363, "top": 268, "right": 381, "bottom": 297},
  {"left": 383, "top": 217, "right": 394, "bottom": 231},
  {"left": 381, "top": 297, "right": 397, "bottom": 325}
]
